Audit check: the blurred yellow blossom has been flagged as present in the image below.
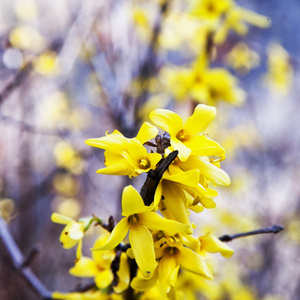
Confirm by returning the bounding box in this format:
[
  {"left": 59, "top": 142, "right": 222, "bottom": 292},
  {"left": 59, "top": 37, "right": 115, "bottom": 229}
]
[
  {"left": 226, "top": 42, "right": 260, "bottom": 74},
  {"left": 54, "top": 141, "right": 84, "bottom": 174},
  {"left": 52, "top": 173, "right": 79, "bottom": 197},
  {"left": 51, "top": 197, "right": 81, "bottom": 219},
  {"left": 214, "top": 6, "right": 270, "bottom": 44},
  {"left": 34, "top": 51, "right": 60, "bottom": 76},
  {"left": 9, "top": 25, "right": 45, "bottom": 52},
  {"left": 263, "top": 42, "right": 293, "bottom": 95}
]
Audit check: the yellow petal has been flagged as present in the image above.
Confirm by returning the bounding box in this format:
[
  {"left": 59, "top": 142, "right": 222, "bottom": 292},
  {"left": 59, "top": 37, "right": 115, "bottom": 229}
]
[
  {"left": 91, "top": 217, "right": 128, "bottom": 251},
  {"left": 51, "top": 212, "right": 73, "bottom": 224},
  {"left": 141, "top": 212, "right": 190, "bottom": 236},
  {"left": 181, "top": 156, "right": 230, "bottom": 186},
  {"left": 131, "top": 270, "right": 158, "bottom": 291},
  {"left": 186, "top": 135, "right": 225, "bottom": 156},
  {"left": 150, "top": 109, "right": 183, "bottom": 136},
  {"left": 170, "top": 137, "right": 191, "bottom": 162},
  {"left": 95, "top": 269, "right": 114, "bottom": 289},
  {"left": 179, "top": 247, "right": 213, "bottom": 280},
  {"left": 136, "top": 122, "right": 159, "bottom": 144},
  {"left": 183, "top": 104, "right": 216, "bottom": 136},
  {"left": 148, "top": 153, "right": 162, "bottom": 169},
  {"left": 85, "top": 133, "right": 128, "bottom": 152},
  {"left": 200, "top": 232, "right": 234, "bottom": 258},
  {"left": 163, "top": 169, "right": 200, "bottom": 188},
  {"left": 68, "top": 222, "right": 84, "bottom": 240},
  {"left": 69, "top": 257, "right": 98, "bottom": 277},
  {"left": 114, "top": 252, "right": 130, "bottom": 293},
  {"left": 153, "top": 181, "right": 163, "bottom": 207},
  {"left": 129, "top": 225, "right": 157, "bottom": 278},
  {"left": 122, "top": 185, "right": 150, "bottom": 216},
  {"left": 158, "top": 256, "right": 179, "bottom": 295},
  {"left": 59, "top": 222, "right": 83, "bottom": 249},
  {"left": 96, "top": 161, "right": 132, "bottom": 176},
  {"left": 76, "top": 238, "right": 82, "bottom": 260},
  {"left": 161, "top": 182, "right": 192, "bottom": 232}
]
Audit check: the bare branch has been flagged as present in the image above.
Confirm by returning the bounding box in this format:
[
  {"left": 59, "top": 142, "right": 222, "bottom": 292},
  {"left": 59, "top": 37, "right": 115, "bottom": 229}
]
[
  {"left": 219, "top": 225, "right": 284, "bottom": 242},
  {"left": 0, "top": 217, "right": 53, "bottom": 299}
]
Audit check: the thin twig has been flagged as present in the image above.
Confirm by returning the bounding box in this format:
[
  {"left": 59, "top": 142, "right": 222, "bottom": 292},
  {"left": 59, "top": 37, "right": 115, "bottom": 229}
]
[
  {"left": 219, "top": 225, "right": 284, "bottom": 242},
  {"left": 0, "top": 217, "right": 53, "bottom": 299}
]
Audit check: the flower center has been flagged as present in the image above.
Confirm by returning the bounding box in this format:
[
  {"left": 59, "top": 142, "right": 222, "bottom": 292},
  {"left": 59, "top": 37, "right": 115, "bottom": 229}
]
[
  {"left": 128, "top": 214, "right": 140, "bottom": 226},
  {"left": 139, "top": 158, "right": 150, "bottom": 169},
  {"left": 176, "top": 130, "right": 190, "bottom": 142},
  {"left": 165, "top": 246, "right": 179, "bottom": 256}
]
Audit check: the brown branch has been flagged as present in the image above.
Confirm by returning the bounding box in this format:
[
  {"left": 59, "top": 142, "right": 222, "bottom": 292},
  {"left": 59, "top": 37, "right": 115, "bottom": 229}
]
[
  {"left": 219, "top": 225, "right": 284, "bottom": 242},
  {"left": 140, "top": 150, "right": 178, "bottom": 206},
  {"left": 0, "top": 217, "right": 53, "bottom": 299}
]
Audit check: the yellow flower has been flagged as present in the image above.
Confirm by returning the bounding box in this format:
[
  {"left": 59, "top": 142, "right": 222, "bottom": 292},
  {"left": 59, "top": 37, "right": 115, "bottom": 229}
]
[
  {"left": 51, "top": 213, "right": 90, "bottom": 259},
  {"left": 191, "top": 0, "right": 233, "bottom": 23},
  {"left": 153, "top": 152, "right": 231, "bottom": 216},
  {"left": 226, "top": 42, "right": 260, "bottom": 74},
  {"left": 132, "top": 235, "right": 213, "bottom": 296},
  {"left": 69, "top": 234, "right": 115, "bottom": 289},
  {"left": 214, "top": 6, "right": 271, "bottom": 44},
  {"left": 150, "top": 104, "right": 224, "bottom": 161},
  {"left": 263, "top": 42, "right": 293, "bottom": 95},
  {"left": 85, "top": 122, "right": 162, "bottom": 178},
  {"left": 160, "top": 57, "right": 245, "bottom": 105},
  {"left": 199, "top": 232, "right": 234, "bottom": 258},
  {"left": 91, "top": 185, "right": 190, "bottom": 278}
]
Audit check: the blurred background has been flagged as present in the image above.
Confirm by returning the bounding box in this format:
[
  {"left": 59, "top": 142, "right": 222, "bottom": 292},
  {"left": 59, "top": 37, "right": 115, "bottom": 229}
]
[{"left": 0, "top": 0, "right": 299, "bottom": 299}]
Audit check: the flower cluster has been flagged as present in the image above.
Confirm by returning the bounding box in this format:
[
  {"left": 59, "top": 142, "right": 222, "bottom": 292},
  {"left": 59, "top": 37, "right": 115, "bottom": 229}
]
[{"left": 52, "top": 104, "right": 233, "bottom": 299}]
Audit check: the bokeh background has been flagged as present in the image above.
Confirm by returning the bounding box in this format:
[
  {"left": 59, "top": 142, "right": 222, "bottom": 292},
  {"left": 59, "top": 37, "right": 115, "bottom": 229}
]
[{"left": 0, "top": 0, "right": 299, "bottom": 299}]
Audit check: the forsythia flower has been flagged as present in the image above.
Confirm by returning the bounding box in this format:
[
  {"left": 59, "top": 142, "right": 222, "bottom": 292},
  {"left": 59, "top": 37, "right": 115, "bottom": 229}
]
[
  {"left": 263, "top": 42, "right": 293, "bottom": 95},
  {"left": 199, "top": 232, "right": 234, "bottom": 258},
  {"left": 160, "top": 57, "right": 245, "bottom": 106},
  {"left": 91, "top": 185, "right": 190, "bottom": 278},
  {"left": 150, "top": 104, "right": 224, "bottom": 161},
  {"left": 132, "top": 235, "right": 213, "bottom": 296},
  {"left": 85, "top": 122, "right": 162, "bottom": 178},
  {"left": 214, "top": 6, "right": 270, "bottom": 44},
  {"left": 226, "top": 42, "right": 260, "bottom": 74},
  {"left": 51, "top": 213, "right": 91, "bottom": 259},
  {"left": 69, "top": 234, "right": 123, "bottom": 290}
]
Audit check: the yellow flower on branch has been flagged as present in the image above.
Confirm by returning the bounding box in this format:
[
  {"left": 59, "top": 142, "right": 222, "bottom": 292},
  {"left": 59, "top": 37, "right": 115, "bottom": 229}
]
[
  {"left": 85, "top": 122, "right": 162, "bottom": 178},
  {"left": 150, "top": 104, "right": 224, "bottom": 161},
  {"left": 199, "top": 232, "right": 234, "bottom": 258},
  {"left": 51, "top": 213, "right": 91, "bottom": 260},
  {"left": 91, "top": 185, "right": 190, "bottom": 278},
  {"left": 132, "top": 235, "right": 213, "bottom": 296},
  {"left": 69, "top": 233, "right": 130, "bottom": 292}
]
